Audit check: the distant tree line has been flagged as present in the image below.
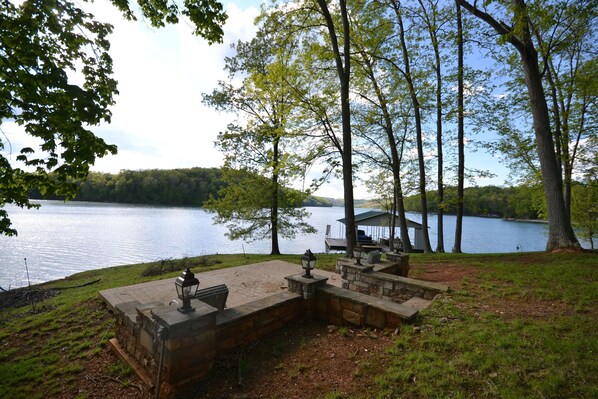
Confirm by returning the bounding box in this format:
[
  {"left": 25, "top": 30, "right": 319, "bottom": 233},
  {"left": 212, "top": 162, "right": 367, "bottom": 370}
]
[
  {"left": 29, "top": 167, "right": 334, "bottom": 208},
  {"left": 29, "top": 168, "right": 225, "bottom": 207},
  {"left": 28, "top": 167, "right": 549, "bottom": 220},
  {"left": 403, "top": 185, "right": 542, "bottom": 220}
]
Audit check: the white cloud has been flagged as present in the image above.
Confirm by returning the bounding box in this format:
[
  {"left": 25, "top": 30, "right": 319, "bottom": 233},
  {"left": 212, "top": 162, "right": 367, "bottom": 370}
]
[{"left": 88, "top": 1, "right": 261, "bottom": 173}]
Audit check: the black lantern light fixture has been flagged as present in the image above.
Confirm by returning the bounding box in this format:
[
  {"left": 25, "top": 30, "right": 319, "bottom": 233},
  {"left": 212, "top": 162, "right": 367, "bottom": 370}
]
[
  {"left": 353, "top": 244, "right": 364, "bottom": 265},
  {"left": 175, "top": 267, "right": 200, "bottom": 313},
  {"left": 301, "top": 249, "right": 317, "bottom": 278}
]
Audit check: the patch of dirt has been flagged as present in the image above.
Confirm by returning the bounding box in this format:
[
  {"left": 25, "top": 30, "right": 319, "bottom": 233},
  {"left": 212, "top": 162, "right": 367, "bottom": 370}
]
[
  {"left": 469, "top": 297, "right": 572, "bottom": 320},
  {"left": 409, "top": 263, "right": 480, "bottom": 290},
  {"left": 70, "top": 346, "right": 152, "bottom": 399},
  {"left": 182, "top": 319, "right": 394, "bottom": 399}
]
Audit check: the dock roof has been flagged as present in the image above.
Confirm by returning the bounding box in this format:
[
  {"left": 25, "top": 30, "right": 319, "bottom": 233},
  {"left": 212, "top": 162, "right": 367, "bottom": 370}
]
[{"left": 337, "top": 210, "right": 423, "bottom": 229}]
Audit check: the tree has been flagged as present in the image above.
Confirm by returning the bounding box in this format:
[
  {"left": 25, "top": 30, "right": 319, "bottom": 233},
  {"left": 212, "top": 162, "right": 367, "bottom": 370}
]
[
  {"left": 483, "top": 0, "right": 596, "bottom": 220},
  {"left": 453, "top": 0, "right": 465, "bottom": 253},
  {"left": 202, "top": 28, "right": 316, "bottom": 254},
  {"left": 530, "top": 0, "right": 596, "bottom": 218},
  {"left": 388, "top": 0, "right": 433, "bottom": 253},
  {"left": 350, "top": 0, "right": 414, "bottom": 252},
  {"left": 0, "top": 0, "right": 227, "bottom": 236},
  {"left": 314, "top": 0, "right": 358, "bottom": 257},
  {"left": 1, "top": 0, "right": 117, "bottom": 236},
  {"left": 458, "top": 0, "right": 580, "bottom": 251},
  {"left": 416, "top": 0, "right": 451, "bottom": 252},
  {"left": 205, "top": 168, "right": 316, "bottom": 251}
]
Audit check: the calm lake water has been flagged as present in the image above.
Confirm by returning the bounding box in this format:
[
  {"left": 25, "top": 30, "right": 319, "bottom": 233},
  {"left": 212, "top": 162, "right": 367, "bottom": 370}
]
[{"left": 1, "top": 200, "right": 592, "bottom": 288}]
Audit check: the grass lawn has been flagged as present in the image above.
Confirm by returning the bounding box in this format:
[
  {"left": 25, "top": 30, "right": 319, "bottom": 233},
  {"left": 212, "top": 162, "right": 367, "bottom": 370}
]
[{"left": 0, "top": 252, "right": 596, "bottom": 398}]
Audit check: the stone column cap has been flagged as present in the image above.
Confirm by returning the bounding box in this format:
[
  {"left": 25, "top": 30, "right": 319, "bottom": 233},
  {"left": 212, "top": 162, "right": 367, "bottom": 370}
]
[
  {"left": 285, "top": 274, "right": 328, "bottom": 285},
  {"left": 149, "top": 300, "right": 219, "bottom": 336}
]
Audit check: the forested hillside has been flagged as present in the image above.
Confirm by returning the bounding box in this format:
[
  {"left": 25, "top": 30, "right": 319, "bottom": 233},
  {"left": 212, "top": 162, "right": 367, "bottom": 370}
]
[
  {"left": 403, "top": 185, "right": 542, "bottom": 220},
  {"left": 29, "top": 167, "right": 334, "bottom": 208},
  {"left": 29, "top": 168, "right": 224, "bottom": 207}
]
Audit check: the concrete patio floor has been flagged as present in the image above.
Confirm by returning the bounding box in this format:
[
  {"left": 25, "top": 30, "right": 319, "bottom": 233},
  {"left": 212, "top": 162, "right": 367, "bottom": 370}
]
[{"left": 99, "top": 260, "right": 342, "bottom": 310}]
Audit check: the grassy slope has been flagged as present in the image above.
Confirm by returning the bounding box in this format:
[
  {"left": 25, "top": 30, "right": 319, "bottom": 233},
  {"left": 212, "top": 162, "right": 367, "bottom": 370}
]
[
  {"left": 376, "top": 252, "right": 598, "bottom": 399},
  {"left": 0, "top": 252, "right": 596, "bottom": 398}
]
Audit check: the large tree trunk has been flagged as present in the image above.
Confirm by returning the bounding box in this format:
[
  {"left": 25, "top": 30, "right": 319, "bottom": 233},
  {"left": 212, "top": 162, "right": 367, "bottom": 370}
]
[
  {"left": 457, "top": 0, "right": 580, "bottom": 251},
  {"left": 519, "top": 44, "right": 579, "bottom": 250},
  {"left": 271, "top": 137, "right": 281, "bottom": 255},
  {"left": 433, "top": 31, "right": 445, "bottom": 253},
  {"left": 317, "top": 0, "right": 356, "bottom": 256},
  {"left": 453, "top": 0, "right": 464, "bottom": 253},
  {"left": 417, "top": 0, "right": 445, "bottom": 252}
]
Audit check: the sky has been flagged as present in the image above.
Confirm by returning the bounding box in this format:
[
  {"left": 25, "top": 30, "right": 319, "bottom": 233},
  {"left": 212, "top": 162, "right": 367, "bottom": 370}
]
[
  {"left": 84, "top": 1, "right": 264, "bottom": 179},
  {"left": 6, "top": 0, "right": 510, "bottom": 200}
]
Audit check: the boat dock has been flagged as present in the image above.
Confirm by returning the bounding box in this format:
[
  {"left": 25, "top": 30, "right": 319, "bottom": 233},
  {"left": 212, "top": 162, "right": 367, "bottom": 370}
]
[
  {"left": 325, "top": 238, "right": 348, "bottom": 251},
  {"left": 326, "top": 210, "right": 426, "bottom": 253},
  {"left": 325, "top": 238, "right": 386, "bottom": 253}
]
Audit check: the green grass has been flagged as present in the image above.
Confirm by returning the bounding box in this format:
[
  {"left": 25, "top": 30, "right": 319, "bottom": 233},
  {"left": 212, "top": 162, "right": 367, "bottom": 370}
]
[
  {"left": 0, "top": 251, "right": 596, "bottom": 398},
  {"left": 376, "top": 251, "right": 598, "bottom": 399}
]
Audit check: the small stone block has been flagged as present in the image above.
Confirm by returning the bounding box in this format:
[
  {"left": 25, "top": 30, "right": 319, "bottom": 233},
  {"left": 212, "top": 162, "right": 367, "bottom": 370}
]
[
  {"left": 150, "top": 302, "right": 218, "bottom": 338},
  {"left": 365, "top": 308, "right": 386, "bottom": 329},
  {"left": 340, "top": 298, "right": 353, "bottom": 310},
  {"left": 352, "top": 302, "right": 365, "bottom": 314},
  {"left": 342, "top": 309, "right": 363, "bottom": 326},
  {"left": 139, "top": 328, "right": 154, "bottom": 352},
  {"left": 329, "top": 298, "right": 340, "bottom": 313}
]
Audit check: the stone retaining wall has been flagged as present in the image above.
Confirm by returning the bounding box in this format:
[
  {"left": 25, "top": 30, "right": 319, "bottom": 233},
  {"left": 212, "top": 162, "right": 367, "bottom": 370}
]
[
  {"left": 215, "top": 291, "right": 302, "bottom": 355},
  {"left": 314, "top": 285, "right": 417, "bottom": 328},
  {"left": 112, "top": 292, "right": 303, "bottom": 397},
  {"left": 336, "top": 258, "right": 449, "bottom": 301}
]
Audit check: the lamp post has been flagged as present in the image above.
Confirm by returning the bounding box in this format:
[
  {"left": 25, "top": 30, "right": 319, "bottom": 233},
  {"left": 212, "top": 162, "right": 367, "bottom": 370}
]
[
  {"left": 175, "top": 267, "right": 200, "bottom": 313},
  {"left": 301, "top": 249, "right": 317, "bottom": 278},
  {"left": 353, "top": 244, "right": 364, "bottom": 265}
]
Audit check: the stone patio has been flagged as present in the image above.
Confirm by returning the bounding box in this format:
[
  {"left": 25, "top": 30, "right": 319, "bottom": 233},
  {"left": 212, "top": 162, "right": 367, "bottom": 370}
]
[
  {"left": 99, "top": 260, "right": 343, "bottom": 310},
  {"left": 103, "top": 257, "right": 441, "bottom": 397}
]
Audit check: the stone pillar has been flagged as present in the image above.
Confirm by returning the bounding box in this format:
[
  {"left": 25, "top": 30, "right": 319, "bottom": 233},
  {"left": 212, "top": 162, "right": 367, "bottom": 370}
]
[
  {"left": 386, "top": 252, "right": 410, "bottom": 277},
  {"left": 285, "top": 274, "right": 328, "bottom": 317},
  {"left": 148, "top": 300, "right": 219, "bottom": 398},
  {"left": 286, "top": 274, "right": 328, "bottom": 299}
]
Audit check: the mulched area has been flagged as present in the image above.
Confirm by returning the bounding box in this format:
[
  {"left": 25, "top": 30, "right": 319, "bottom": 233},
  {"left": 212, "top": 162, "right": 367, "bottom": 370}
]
[{"left": 180, "top": 320, "right": 394, "bottom": 399}]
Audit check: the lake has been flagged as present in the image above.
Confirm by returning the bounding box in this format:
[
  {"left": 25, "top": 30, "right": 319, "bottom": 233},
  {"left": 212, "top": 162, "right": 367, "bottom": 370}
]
[{"left": 1, "top": 200, "right": 591, "bottom": 289}]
